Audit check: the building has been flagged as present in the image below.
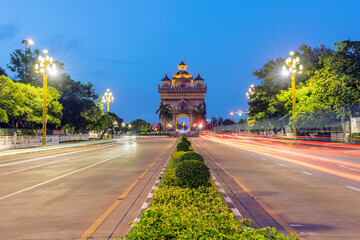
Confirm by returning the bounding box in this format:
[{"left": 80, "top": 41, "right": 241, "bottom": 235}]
[{"left": 158, "top": 59, "right": 207, "bottom": 131}]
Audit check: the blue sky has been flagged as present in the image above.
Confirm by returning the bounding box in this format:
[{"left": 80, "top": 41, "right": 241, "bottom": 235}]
[{"left": 1, "top": 0, "right": 360, "bottom": 123}]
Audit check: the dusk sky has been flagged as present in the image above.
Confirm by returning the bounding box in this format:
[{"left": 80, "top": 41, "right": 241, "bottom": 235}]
[{"left": 1, "top": 0, "right": 360, "bottom": 123}]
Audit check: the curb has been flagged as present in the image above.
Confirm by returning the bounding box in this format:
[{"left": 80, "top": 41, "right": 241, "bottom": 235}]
[{"left": 211, "top": 174, "right": 243, "bottom": 219}]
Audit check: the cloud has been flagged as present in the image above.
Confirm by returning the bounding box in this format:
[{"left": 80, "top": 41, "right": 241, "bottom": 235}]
[{"left": 0, "top": 22, "right": 18, "bottom": 40}]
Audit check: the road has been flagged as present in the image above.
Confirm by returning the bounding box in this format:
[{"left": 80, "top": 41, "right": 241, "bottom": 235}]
[
  {"left": 193, "top": 134, "right": 360, "bottom": 240},
  {"left": 0, "top": 138, "right": 176, "bottom": 240}
]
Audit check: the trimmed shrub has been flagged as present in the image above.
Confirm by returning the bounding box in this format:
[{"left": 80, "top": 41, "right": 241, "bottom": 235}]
[
  {"left": 163, "top": 169, "right": 176, "bottom": 186},
  {"left": 181, "top": 138, "right": 191, "bottom": 146},
  {"left": 180, "top": 134, "right": 188, "bottom": 140},
  {"left": 175, "top": 141, "right": 190, "bottom": 152},
  {"left": 170, "top": 151, "right": 187, "bottom": 166},
  {"left": 178, "top": 152, "right": 204, "bottom": 164},
  {"left": 176, "top": 160, "right": 210, "bottom": 188}
]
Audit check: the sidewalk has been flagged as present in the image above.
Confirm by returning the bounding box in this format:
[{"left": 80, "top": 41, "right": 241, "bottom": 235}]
[{"left": 0, "top": 139, "right": 119, "bottom": 157}]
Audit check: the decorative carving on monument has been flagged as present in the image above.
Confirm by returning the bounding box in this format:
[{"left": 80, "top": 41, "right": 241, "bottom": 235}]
[{"left": 157, "top": 59, "right": 207, "bottom": 131}]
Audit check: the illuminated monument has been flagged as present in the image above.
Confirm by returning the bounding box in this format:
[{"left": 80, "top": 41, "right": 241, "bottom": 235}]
[{"left": 158, "top": 59, "right": 207, "bottom": 131}]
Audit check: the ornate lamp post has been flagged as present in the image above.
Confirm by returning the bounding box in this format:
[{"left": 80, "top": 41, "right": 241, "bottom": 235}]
[
  {"left": 246, "top": 84, "right": 255, "bottom": 100},
  {"left": 282, "top": 51, "right": 303, "bottom": 138},
  {"left": 35, "top": 49, "right": 57, "bottom": 146},
  {"left": 102, "top": 89, "right": 114, "bottom": 113}
]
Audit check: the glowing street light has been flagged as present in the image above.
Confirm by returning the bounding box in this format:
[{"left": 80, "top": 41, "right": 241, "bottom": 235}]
[
  {"left": 282, "top": 51, "right": 303, "bottom": 138},
  {"left": 35, "top": 49, "right": 57, "bottom": 146},
  {"left": 102, "top": 89, "right": 114, "bottom": 113},
  {"left": 22, "top": 39, "right": 34, "bottom": 52},
  {"left": 246, "top": 84, "right": 255, "bottom": 100},
  {"left": 22, "top": 39, "right": 34, "bottom": 84},
  {"left": 128, "top": 123, "right": 132, "bottom": 129},
  {"left": 121, "top": 122, "right": 126, "bottom": 128}
]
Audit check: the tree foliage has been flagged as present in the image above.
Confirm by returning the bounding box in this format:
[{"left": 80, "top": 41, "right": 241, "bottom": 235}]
[
  {"left": 248, "top": 44, "right": 333, "bottom": 120},
  {"left": 156, "top": 102, "right": 173, "bottom": 124},
  {"left": 0, "top": 75, "right": 62, "bottom": 128}
]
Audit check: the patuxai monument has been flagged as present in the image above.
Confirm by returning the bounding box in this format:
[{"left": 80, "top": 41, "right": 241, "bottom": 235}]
[{"left": 158, "top": 59, "right": 207, "bottom": 131}]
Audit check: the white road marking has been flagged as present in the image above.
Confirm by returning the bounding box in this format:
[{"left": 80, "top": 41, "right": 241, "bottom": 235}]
[
  {"left": 261, "top": 158, "right": 266, "bottom": 160},
  {"left": 0, "top": 145, "right": 116, "bottom": 176},
  {"left": 346, "top": 186, "right": 360, "bottom": 192},
  {"left": 303, "top": 171, "right": 313, "bottom": 175},
  {"left": 0, "top": 143, "right": 119, "bottom": 168},
  {"left": 278, "top": 163, "right": 285, "bottom": 167},
  {"left": 339, "top": 165, "right": 360, "bottom": 172},
  {"left": 0, "top": 153, "right": 125, "bottom": 201},
  {"left": 289, "top": 224, "right": 303, "bottom": 227}
]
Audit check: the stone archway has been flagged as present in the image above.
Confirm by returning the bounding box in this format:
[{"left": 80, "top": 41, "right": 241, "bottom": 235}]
[{"left": 175, "top": 113, "right": 191, "bottom": 132}]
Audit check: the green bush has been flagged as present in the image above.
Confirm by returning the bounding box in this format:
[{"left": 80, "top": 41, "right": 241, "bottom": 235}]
[
  {"left": 125, "top": 186, "right": 298, "bottom": 240},
  {"left": 176, "top": 160, "right": 210, "bottom": 188},
  {"left": 178, "top": 152, "right": 204, "bottom": 164},
  {"left": 180, "top": 138, "right": 191, "bottom": 146},
  {"left": 175, "top": 141, "right": 190, "bottom": 152},
  {"left": 170, "top": 151, "right": 187, "bottom": 166},
  {"left": 163, "top": 169, "right": 176, "bottom": 186},
  {"left": 181, "top": 134, "right": 187, "bottom": 140}
]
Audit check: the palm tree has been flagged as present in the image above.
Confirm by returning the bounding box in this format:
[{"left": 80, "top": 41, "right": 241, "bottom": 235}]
[
  {"left": 192, "top": 102, "right": 206, "bottom": 123},
  {"left": 155, "top": 102, "right": 173, "bottom": 126}
]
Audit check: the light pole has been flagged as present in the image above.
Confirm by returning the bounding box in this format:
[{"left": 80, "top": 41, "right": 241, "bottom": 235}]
[
  {"left": 22, "top": 39, "right": 34, "bottom": 84},
  {"left": 282, "top": 51, "right": 303, "bottom": 138},
  {"left": 22, "top": 39, "right": 34, "bottom": 52},
  {"left": 35, "top": 49, "right": 57, "bottom": 146},
  {"left": 102, "top": 89, "right": 114, "bottom": 113}
]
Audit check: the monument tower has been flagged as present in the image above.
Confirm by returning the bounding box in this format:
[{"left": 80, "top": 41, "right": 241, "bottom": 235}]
[{"left": 158, "top": 59, "right": 207, "bottom": 131}]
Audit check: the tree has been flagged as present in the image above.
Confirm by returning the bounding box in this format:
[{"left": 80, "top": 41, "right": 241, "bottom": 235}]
[
  {"left": 59, "top": 78, "right": 102, "bottom": 131},
  {"left": 0, "top": 66, "right": 7, "bottom": 77},
  {"left": 248, "top": 44, "right": 333, "bottom": 120},
  {"left": 96, "top": 114, "right": 116, "bottom": 139},
  {"left": 155, "top": 102, "right": 173, "bottom": 125},
  {"left": 7, "top": 48, "right": 41, "bottom": 84},
  {"left": 223, "top": 119, "right": 235, "bottom": 125},
  {"left": 132, "top": 119, "right": 150, "bottom": 132},
  {"left": 108, "top": 112, "right": 124, "bottom": 132},
  {"left": 276, "top": 40, "right": 360, "bottom": 130},
  {"left": 0, "top": 75, "right": 62, "bottom": 128},
  {"left": 192, "top": 102, "right": 206, "bottom": 123}
]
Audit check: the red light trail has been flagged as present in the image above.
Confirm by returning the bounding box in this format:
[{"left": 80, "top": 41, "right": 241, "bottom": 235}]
[{"left": 202, "top": 134, "right": 360, "bottom": 182}]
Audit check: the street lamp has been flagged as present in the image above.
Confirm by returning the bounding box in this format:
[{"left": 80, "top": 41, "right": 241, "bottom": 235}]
[
  {"left": 35, "top": 49, "right": 57, "bottom": 146},
  {"left": 22, "top": 39, "right": 34, "bottom": 52},
  {"left": 282, "top": 51, "right": 303, "bottom": 138},
  {"left": 22, "top": 39, "right": 34, "bottom": 84},
  {"left": 246, "top": 84, "right": 255, "bottom": 100},
  {"left": 102, "top": 89, "right": 114, "bottom": 113}
]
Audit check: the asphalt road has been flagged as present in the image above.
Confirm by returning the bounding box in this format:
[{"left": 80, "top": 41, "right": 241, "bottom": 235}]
[
  {"left": 0, "top": 138, "right": 176, "bottom": 240},
  {"left": 193, "top": 135, "right": 360, "bottom": 240}
]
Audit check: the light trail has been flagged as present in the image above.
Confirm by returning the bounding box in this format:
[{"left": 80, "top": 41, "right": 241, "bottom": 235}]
[{"left": 202, "top": 135, "right": 360, "bottom": 182}]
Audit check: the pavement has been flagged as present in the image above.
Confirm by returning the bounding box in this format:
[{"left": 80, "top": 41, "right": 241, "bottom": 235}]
[
  {"left": 1, "top": 135, "right": 359, "bottom": 240},
  {"left": 192, "top": 136, "right": 360, "bottom": 240},
  {"left": 0, "top": 138, "right": 176, "bottom": 240},
  {"left": 0, "top": 137, "right": 140, "bottom": 157}
]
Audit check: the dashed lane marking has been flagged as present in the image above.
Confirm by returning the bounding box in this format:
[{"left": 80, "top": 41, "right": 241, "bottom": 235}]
[
  {"left": 278, "top": 163, "right": 285, "bottom": 167},
  {"left": 193, "top": 142, "right": 303, "bottom": 239},
  {"left": 0, "top": 153, "right": 126, "bottom": 201},
  {"left": 302, "top": 171, "right": 313, "bottom": 175}
]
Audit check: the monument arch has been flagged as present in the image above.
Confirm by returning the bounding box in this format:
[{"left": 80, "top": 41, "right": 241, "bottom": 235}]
[{"left": 158, "top": 59, "right": 207, "bottom": 131}]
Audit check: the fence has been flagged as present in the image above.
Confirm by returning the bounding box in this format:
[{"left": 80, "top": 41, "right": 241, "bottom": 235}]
[{"left": 0, "top": 134, "right": 89, "bottom": 150}]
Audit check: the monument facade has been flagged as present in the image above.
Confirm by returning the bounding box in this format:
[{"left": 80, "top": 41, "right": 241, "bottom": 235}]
[{"left": 158, "top": 59, "right": 207, "bottom": 131}]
